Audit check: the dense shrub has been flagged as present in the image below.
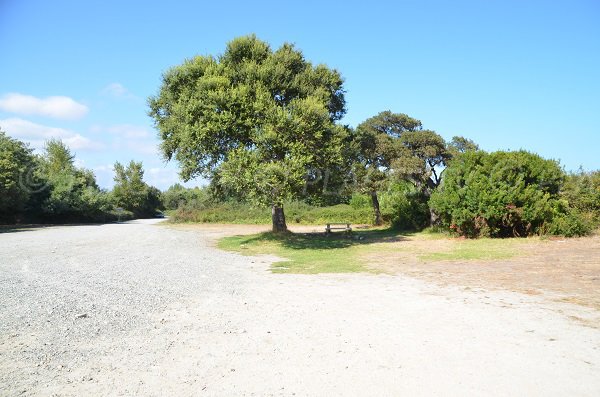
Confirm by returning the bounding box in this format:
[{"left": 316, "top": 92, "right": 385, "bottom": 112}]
[
  {"left": 430, "top": 150, "right": 590, "bottom": 237},
  {"left": 170, "top": 200, "right": 374, "bottom": 225},
  {"left": 561, "top": 170, "right": 600, "bottom": 226},
  {"left": 285, "top": 202, "right": 373, "bottom": 225},
  {"left": 162, "top": 184, "right": 211, "bottom": 210},
  {"left": 349, "top": 182, "right": 429, "bottom": 230},
  {"left": 379, "top": 183, "right": 429, "bottom": 230}
]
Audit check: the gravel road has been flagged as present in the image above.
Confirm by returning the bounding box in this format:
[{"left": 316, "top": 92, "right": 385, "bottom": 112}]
[{"left": 1, "top": 220, "right": 600, "bottom": 396}]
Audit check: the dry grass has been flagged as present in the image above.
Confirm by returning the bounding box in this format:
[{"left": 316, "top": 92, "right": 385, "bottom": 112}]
[{"left": 365, "top": 234, "right": 600, "bottom": 310}]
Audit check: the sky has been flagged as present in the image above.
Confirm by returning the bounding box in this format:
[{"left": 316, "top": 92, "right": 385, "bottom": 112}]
[{"left": 1, "top": 0, "right": 599, "bottom": 190}]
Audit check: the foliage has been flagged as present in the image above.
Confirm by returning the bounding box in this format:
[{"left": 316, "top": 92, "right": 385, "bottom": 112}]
[
  {"left": 392, "top": 129, "right": 451, "bottom": 195},
  {"left": 0, "top": 132, "right": 165, "bottom": 224},
  {"left": 351, "top": 111, "right": 422, "bottom": 224},
  {"left": 545, "top": 208, "right": 593, "bottom": 237},
  {"left": 380, "top": 183, "right": 430, "bottom": 230},
  {"left": 430, "top": 150, "right": 590, "bottom": 237},
  {"left": 170, "top": 200, "right": 374, "bottom": 225},
  {"left": 162, "top": 183, "right": 210, "bottom": 210},
  {"left": 447, "top": 136, "right": 480, "bottom": 156},
  {"left": 112, "top": 160, "right": 163, "bottom": 217},
  {"left": 350, "top": 182, "right": 429, "bottom": 230},
  {"left": 0, "top": 129, "right": 36, "bottom": 220},
  {"left": 561, "top": 169, "right": 600, "bottom": 225},
  {"left": 148, "top": 35, "right": 348, "bottom": 231},
  {"left": 38, "top": 140, "right": 112, "bottom": 221}
]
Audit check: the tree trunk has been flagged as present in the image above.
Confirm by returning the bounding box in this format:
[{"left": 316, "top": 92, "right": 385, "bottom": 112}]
[
  {"left": 271, "top": 204, "right": 288, "bottom": 233},
  {"left": 429, "top": 207, "right": 439, "bottom": 226},
  {"left": 370, "top": 191, "right": 383, "bottom": 226}
]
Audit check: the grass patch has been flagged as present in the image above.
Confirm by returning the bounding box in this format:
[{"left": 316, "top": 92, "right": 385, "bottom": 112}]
[
  {"left": 218, "top": 228, "right": 401, "bottom": 274},
  {"left": 218, "top": 228, "right": 536, "bottom": 274},
  {"left": 418, "top": 238, "right": 526, "bottom": 261}
]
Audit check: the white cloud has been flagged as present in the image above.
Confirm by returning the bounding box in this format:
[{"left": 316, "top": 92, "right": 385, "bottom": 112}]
[
  {"left": 0, "top": 93, "right": 89, "bottom": 120},
  {"left": 0, "top": 117, "right": 103, "bottom": 151},
  {"left": 101, "top": 83, "right": 138, "bottom": 100},
  {"left": 90, "top": 123, "right": 159, "bottom": 156}
]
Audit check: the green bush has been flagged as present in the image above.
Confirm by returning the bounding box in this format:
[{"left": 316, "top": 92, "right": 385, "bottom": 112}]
[
  {"left": 170, "top": 200, "right": 374, "bottom": 225},
  {"left": 546, "top": 209, "right": 593, "bottom": 237},
  {"left": 348, "top": 182, "right": 429, "bottom": 230},
  {"left": 379, "top": 183, "right": 429, "bottom": 230},
  {"left": 162, "top": 184, "right": 211, "bottom": 210},
  {"left": 430, "top": 150, "right": 589, "bottom": 237},
  {"left": 561, "top": 170, "right": 600, "bottom": 227}
]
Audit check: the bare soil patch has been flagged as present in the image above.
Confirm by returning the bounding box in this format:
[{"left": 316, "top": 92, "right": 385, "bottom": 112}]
[{"left": 366, "top": 234, "right": 600, "bottom": 312}]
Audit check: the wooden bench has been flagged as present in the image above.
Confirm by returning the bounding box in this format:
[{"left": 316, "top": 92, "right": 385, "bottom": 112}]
[{"left": 325, "top": 223, "right": 352, "bottom": 234}]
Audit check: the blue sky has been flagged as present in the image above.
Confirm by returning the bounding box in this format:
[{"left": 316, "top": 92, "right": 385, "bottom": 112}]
[{"left": 1, "top": 0, "right": 599, "bottom": 190}]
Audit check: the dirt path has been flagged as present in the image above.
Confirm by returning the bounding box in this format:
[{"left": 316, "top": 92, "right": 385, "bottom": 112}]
[{"left": 1, "top": 221, "right": 599, "bottom": 396}]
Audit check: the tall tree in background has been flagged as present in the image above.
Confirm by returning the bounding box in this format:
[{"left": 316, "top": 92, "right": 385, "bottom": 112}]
[
  {"left": 39, "top": 139, "right": 109, "bottom": 218},
  {"left": 393, "top": 133, "right": 480, "bottom": 224},
  {"left": 148, "top": 35, "right": 347, "bottom": 232},
  {"left": 448, "top": 136, "right": 480, "bottom": 156},
  {"left": 353, "top": 111, "right": 422, "bottom": 225},
  {"left": 394, "top": 130, "right": 450, "bottom": 193},
  {"left": 112, "top": 160, "right": 162, "bottom": 217}
]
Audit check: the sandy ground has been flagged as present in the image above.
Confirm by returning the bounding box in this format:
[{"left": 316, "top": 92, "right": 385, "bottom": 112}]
[{"left": 1, "top": 221, "right": 600, "bottom": 396}]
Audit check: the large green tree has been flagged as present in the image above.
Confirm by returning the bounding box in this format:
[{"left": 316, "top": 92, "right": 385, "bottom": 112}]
[
  {"left": 148, "top": 35, "right": 347, "bottom": 232},
  {"left": 0, "top": 129, "right": 37, "bottom": 220},
  {"left": 39, "top": 139, "right": 109, "bottom": 219},
  {"left": 352, "top": 111, "right": 422, "bottom": 225}
]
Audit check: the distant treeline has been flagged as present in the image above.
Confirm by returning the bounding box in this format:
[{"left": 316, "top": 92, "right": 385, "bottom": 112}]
[{"left": 0, "top": 130, "right": 163, "bottom": 224}]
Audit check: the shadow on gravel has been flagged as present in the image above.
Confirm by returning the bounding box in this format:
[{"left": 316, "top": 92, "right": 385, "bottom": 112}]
[{"left": 0, "top": 223, "right": 110, "bottom": 234}]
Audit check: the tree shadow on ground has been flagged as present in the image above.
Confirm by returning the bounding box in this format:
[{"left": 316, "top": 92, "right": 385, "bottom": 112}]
[
  {"left": 241, "top": 227, "right": 413, "bottom": 250},
  {"left": 0, "top": 223, "right": 110, "bottom": 234}
]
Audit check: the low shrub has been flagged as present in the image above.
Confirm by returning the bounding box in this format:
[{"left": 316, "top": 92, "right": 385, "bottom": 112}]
[{"left": 430, "top": 150, "right": 590, "bottom": 237}]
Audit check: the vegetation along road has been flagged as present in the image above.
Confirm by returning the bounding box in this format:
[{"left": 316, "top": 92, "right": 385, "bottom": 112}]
[{"left": 1, "top": 220, "right": 599, "bottom": 396}]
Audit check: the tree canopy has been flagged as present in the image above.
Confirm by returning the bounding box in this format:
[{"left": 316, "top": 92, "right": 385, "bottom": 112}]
[
  {"left": 352, "top": 111, "right": 422, "bottom": 225},
  {"left": 112, "top": 160, "right": 162, "bottom": 217},
  {"left": 0, "top": 129, "right": 36, "bottom": 220},
  {"left": 148, "top": 35, "right": 348, "bottom": 231}
]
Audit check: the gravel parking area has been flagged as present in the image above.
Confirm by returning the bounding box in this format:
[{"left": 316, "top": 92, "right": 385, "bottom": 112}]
[{"left": 1, "top": 220, "right": 600, "bottom": 396}]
